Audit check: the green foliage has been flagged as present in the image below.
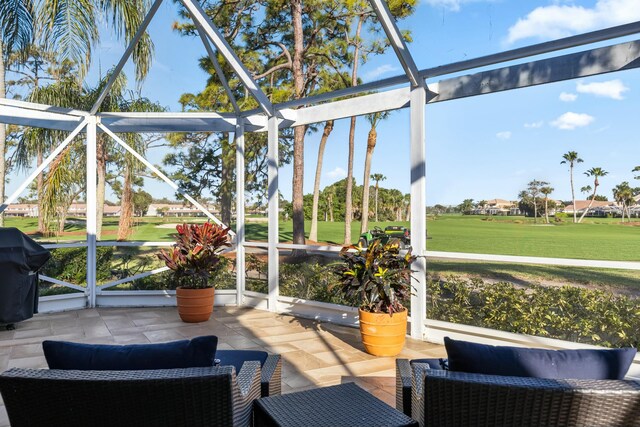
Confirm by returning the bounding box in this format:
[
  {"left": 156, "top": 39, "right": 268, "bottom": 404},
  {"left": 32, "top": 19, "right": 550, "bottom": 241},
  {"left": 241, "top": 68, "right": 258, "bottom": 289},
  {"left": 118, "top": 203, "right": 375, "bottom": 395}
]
[
  {"left": 333, "top": 239, "right": 415, "bottom": 314},
  {"left": 280, "top": 261, "right": 346, "bottom": 304},
  {"left": 40, "top": 247, "right": 113, "bottom": 293},
  {"left": 428, "top": 276, "right": 640, "bottom": 348},
  {"left": 157, "top": 223, "right": 231, "bottom": 289}
]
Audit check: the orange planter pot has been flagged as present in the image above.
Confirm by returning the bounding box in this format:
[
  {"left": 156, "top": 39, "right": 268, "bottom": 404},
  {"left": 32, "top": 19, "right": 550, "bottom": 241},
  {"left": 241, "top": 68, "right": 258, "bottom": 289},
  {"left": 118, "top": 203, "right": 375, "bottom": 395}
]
[
  {"left": 358, "top": 308, "right": 408, "bottom": 357},
  {"left": 176, "top": 287, "right": 215, "bottom": 323}
]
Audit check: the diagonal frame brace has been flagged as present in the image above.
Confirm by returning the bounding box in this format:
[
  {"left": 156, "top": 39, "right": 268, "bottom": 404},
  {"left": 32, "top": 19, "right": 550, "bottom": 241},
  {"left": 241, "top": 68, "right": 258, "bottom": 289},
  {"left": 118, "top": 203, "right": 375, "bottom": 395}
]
[
  {"left": 0, "top": 118, "right": 89, "bottom": 213},
  {"left": 180, "top": 0, "right": 274, "bottom": 116},
  {"left": 90, "top": 0, "right": 165, "bottom": 115},
  {"left": 97, "top": 121, "right": 236, "bottom": 237},
  {"left": 369, "top": 0, "right": 424, "bottom": 89}
]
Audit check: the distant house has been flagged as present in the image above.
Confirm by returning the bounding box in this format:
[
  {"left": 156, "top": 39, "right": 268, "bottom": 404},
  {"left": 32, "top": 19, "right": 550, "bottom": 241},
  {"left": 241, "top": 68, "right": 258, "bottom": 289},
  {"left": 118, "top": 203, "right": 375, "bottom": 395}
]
[
  {"left": 4, "top": 204, "right": 38, "bottom": 217},
  {"left": 67, "top": 204, "right": 121, "bottom": 217},
  {"left": 563, "top": 200, "right": 619, "bottom": 217},
  {"left": 147, "top": 203, "right": 216, "bottom": 217},
  {"left": 472, "top": 198, "right": 520, "bottom": 216}
]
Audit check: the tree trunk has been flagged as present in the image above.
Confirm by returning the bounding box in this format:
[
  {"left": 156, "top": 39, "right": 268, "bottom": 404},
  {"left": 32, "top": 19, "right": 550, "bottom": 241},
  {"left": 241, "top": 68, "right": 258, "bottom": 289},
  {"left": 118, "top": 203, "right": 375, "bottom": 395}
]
[
  {"left": 117, "top": 166, "right": 133, "bottom": 240},
  {"left": 0, "top": 41, "right": 6, "bottom": 227},
  {"left": 220, "top": 132, "right": 234, "bottom": 226},
  {"left": 360, "top": 126, "right": 376, "bottom": 233},
  {"left": 344, "top": 17, "right": 363, "bottom": 246},
  {"left": 96, "top": 135, "right": 107, "bottom": 239},
  {"left": 578, "top": 183, "right": 598, "bottom": 223},
  {"left": 291, "top": 0, "right": 306, "bottom": 248},
  {"left": 570, "top": 165, "right": 577, "bottom": 223},
  {"left": 533, "top": 197, "right": 537, "bottom": 223},
  {"left": 310, "top": 120, "right": 333, "bottom": 242},
  {"left": 37, "top": 150, "right": 46, "bottom": 234},
  {"left": 328, "top": 195, "right": 333, "bottom": 222},
  {"left": 544, "top": 197, "right": 549, "bottom": 224},
  {"left": 374, "top": 184, "right": 379, "bottom": 223}
]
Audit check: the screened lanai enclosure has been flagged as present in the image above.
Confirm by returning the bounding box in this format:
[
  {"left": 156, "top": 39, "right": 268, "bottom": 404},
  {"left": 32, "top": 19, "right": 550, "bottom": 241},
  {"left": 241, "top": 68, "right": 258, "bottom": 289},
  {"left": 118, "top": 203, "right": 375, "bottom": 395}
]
[{"left": 1, "top": 0, "right": 640, "bottom": 376}]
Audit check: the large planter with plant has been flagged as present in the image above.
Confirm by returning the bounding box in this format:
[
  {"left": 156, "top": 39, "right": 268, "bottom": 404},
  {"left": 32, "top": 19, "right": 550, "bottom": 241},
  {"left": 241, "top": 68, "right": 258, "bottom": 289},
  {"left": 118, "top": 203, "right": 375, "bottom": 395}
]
[
  {"left": 334, "top": 239, "right": 415, "bottom": 357},
  {"left": 158, "top": 222, "right": 231, "bottom": 323}
]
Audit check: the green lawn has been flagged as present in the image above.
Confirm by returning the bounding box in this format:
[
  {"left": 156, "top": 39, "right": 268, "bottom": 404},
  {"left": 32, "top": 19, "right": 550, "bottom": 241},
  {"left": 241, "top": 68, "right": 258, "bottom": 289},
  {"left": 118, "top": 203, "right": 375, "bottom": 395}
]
[
  {"left": 6, "top": 214, "right": 639, "bottom": 261},
  {"left": 6, "top": 214, "right": 640, "bottom": 292}
]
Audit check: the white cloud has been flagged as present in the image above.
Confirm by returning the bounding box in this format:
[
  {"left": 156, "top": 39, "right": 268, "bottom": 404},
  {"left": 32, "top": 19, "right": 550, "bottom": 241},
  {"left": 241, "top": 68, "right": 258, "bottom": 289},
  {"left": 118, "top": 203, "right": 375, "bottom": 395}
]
[
  {"left": 506, "top": 0, "right": 640, "bottom": 44},
  {"left": 524, "top": 121, "right": 544, "bottom": 129},
  {"left": 326, "top": 167, "right": 347, "bottom": 180},
  {"left": 550, "top": 112, "right": 594, "bottom": 130},
  {"left": 496, "top": 131, "right": 512, "bottom": 140},
  {"left": 363, "top": 64, "right": 399, "bottom": 81},
  {"left": 576, "top": 79, "right": 629, "bottom": 100},
  {"left": 559, "top": 92, "right": 577, "bottom": 102}
]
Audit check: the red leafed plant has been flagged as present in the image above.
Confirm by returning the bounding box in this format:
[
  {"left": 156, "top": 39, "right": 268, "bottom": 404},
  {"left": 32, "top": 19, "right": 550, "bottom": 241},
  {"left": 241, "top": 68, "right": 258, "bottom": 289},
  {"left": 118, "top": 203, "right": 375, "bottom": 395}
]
[{"left": 157, "top": 222, "right": 231, "bottom": 289}]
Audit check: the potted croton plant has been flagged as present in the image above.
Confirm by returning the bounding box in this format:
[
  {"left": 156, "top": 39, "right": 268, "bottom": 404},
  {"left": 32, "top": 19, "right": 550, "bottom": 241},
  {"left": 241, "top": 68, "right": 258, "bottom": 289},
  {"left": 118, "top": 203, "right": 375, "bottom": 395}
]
[
  {"left": 334, "top": 239, "right": 415, "bottom": 356},
  {"left": 158, "top": 222, "right": 231, "bottom": 323}
]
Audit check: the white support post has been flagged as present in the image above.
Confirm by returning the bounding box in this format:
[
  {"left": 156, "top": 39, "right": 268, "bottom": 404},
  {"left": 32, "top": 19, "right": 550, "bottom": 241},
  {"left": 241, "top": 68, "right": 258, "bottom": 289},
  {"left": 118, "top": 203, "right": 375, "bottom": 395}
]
[
  {"left": 86, "top": 117, "right": 98, "bottom": 308},
  {"left": 267, "top": 116, "right": 279, "bottom": 311},
  {"left": 409, "top": 86, "right": 427, "bottom": 340},
  {"left": 235, "top": 120, "right": 246, "bottom": 306}
]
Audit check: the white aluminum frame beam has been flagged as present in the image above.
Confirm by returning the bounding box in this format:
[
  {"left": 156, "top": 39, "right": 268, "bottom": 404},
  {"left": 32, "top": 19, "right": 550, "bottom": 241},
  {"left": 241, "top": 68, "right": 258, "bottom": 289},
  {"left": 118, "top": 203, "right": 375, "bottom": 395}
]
[
  {"left": 90, "top": 0, "right": 164, "bottom": 114},
  {"left": 369, "top": 0, "right": 423, "bottom": 88},
  {"left": 86, "top": 117, "right": 98, "bottom": 307},
  {"left": 409, "top": 86, "right": 426, "bottom": 340},
  {"left": 180, "top": 0, "right": 274, "bottom": 116},
  {"left": 235, "top": 120, "right": 246, "bottom": 305},
  {"left": 267, "top": 116, "right": 279, "bottom": 311}
]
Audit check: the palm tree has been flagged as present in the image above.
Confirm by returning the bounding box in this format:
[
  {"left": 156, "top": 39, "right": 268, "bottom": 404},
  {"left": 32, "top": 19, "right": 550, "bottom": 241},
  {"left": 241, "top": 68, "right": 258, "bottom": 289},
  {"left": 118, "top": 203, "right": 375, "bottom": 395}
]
[
  {"left": 540, "top": 185, "right": 554, "bottom": 224},
  {"left": 613, "top": 182, "right": 634, "bottom": 222},
  {"left": 0, "top": 1, "right": 35, "bottom": 227},
  {"left": 360, "top": 112, "right": 389, "bottom": 233},
  {"left": 561, "top": 151, "right": 583, "bottom": 223},
  {"left": 578, "top": 167, "right": 608, "bottom": 223},
  {"left": 324, "top": 186, "right": 335, "bottom": 222},
  {"left": 633, "top": 166, "right": 640, "bottom": 181},
  {"left": 1, "top": 0, "right": 153, "bottom": 228},
  {"left": 527, "top": 179, "right": 548, "bottom": 223},
  {"left": 309, "top": 120, "right": 334, "bottom": 242},
  {"left": 370, "top": 173, "right": 386, "bottom": 223}
]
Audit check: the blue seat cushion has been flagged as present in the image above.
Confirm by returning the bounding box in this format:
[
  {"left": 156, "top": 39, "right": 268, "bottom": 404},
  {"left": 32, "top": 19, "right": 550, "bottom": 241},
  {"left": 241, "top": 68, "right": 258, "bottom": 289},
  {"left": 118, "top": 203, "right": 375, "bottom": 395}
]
[
  {"left": 411, "top": 358, "right": 447, "bottom": 370},
  {"left": 43, "top": 336, "right": 218, "bottom": 370},
  {"left": 444, "top": 337, "right": 636, "bottom": 380},
  {"left": 216, "top": 349, "right": 268, "bottom": 374}
]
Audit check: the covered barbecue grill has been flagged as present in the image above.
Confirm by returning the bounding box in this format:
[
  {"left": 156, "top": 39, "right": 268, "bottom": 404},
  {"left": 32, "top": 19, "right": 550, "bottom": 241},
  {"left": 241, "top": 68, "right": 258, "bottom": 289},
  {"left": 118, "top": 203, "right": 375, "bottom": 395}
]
[{"left": 0, "top": 228, "right": 51, "bottom": 328}]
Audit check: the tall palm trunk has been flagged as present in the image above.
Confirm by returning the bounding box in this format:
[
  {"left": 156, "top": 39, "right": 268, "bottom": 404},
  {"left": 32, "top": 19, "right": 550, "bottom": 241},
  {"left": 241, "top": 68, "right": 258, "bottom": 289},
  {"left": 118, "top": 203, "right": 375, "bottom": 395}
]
[
  {"left": 309, "top": 120, "right": 333, "bottom": 242},
  {"left": 360, "top": 125, "right": 376, "bottom": 233},
  {"left": 344, "top": 17, "right": 363, "bottom": 245},
  {"left": 220, "top": 133, "right": 234, "bottom": 225},
  {"left": 0, "top": 41, "right": 6, "bottom": 227},
  {"left": 570, "top": 164, "right": 577, "bottom": 223},
  {"left": 544, "top": 197, "right": 549, "bottom": 224},
  {"left": 37, "top": 150, "right": 45, "bottom": 234},
  {"left": 578, "top": 180, "right": 599, "bottom": 224},
  {"left": 117, "top": 166, "right": 133, "bottom": 240},
  {"left": 374, "top": 183, "right": 380, "bottom": 222},
  {"left": 291, "top": 0, "right": 306, "bottom": 248},
  {"left": 96, "top": 135, "right": 107, "bottom": 239}
]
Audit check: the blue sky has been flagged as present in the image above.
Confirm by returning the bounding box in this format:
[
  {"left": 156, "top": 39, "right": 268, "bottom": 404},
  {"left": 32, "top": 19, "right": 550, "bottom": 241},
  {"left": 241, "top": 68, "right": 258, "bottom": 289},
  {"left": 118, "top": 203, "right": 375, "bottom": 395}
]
[{"left": 8, "top": 0, "right": 640, "bottom": 206}]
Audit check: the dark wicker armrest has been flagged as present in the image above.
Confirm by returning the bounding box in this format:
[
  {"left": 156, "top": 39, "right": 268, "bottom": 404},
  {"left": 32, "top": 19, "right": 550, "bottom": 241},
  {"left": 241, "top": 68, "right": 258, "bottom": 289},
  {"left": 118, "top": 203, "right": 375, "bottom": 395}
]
[
  {"left": 423, "top": 370, "right": 640, "bottom": 427},
  {"left": 396, "top": 359, "right": 413, "bottom": 415},
  {"left": 411, "top": 363, "right": 430, "bottom": 427},
  {"left": 261, "top": 354, "right": 282, "bottom": 397},
  {"left": 233, "top": 362, "right": 262, "bottom": 427}
]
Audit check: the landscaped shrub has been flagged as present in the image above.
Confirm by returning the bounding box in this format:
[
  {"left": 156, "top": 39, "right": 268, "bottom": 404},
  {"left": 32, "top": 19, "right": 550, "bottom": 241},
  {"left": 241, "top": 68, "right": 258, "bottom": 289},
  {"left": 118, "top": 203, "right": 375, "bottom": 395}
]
[
  {"left": 428, "top": 276, "right": 640, "bottom": 348},
  {"left": 280, "top": 261, "right": 346, "bottom": 305},
  {"left": 40, "top": 247, "right": 114, "bottom": 295}
]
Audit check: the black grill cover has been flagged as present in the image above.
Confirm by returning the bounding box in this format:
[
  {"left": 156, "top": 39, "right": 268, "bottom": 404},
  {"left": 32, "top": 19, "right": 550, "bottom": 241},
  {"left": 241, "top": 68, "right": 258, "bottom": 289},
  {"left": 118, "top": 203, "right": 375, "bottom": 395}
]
[{"left": 0, "top": 228, "right": 51, "bottom": 324}]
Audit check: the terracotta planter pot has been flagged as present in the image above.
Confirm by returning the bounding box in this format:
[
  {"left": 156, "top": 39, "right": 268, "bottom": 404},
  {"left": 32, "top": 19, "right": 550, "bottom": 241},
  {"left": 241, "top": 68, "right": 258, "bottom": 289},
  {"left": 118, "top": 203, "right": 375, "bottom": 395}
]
[
  {"left": 176, "top": 287, "right": 215, "bottom": 323},
  {"left": 358, "top": 308, "right": 408, "bottom": 357}
]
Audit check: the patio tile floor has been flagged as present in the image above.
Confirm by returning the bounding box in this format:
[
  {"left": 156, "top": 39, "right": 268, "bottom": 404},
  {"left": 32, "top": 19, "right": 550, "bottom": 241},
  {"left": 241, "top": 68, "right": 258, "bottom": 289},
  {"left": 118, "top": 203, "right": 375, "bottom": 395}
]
[{"left": 0, "top": 306, "right": 445, "bottom": 426}]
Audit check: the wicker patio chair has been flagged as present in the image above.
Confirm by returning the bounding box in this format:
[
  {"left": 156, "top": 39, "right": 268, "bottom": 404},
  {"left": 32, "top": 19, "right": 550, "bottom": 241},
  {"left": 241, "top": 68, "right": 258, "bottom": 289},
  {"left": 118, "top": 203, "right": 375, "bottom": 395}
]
[
  {"left": 0, "top": 364, "right": 261, "bottom": 427},
  {"left": 396, "top": 359, "right": 640, "bottom": 427},
  {"left": 216, "top": 350, "right": 282, "bottom": 397}
]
